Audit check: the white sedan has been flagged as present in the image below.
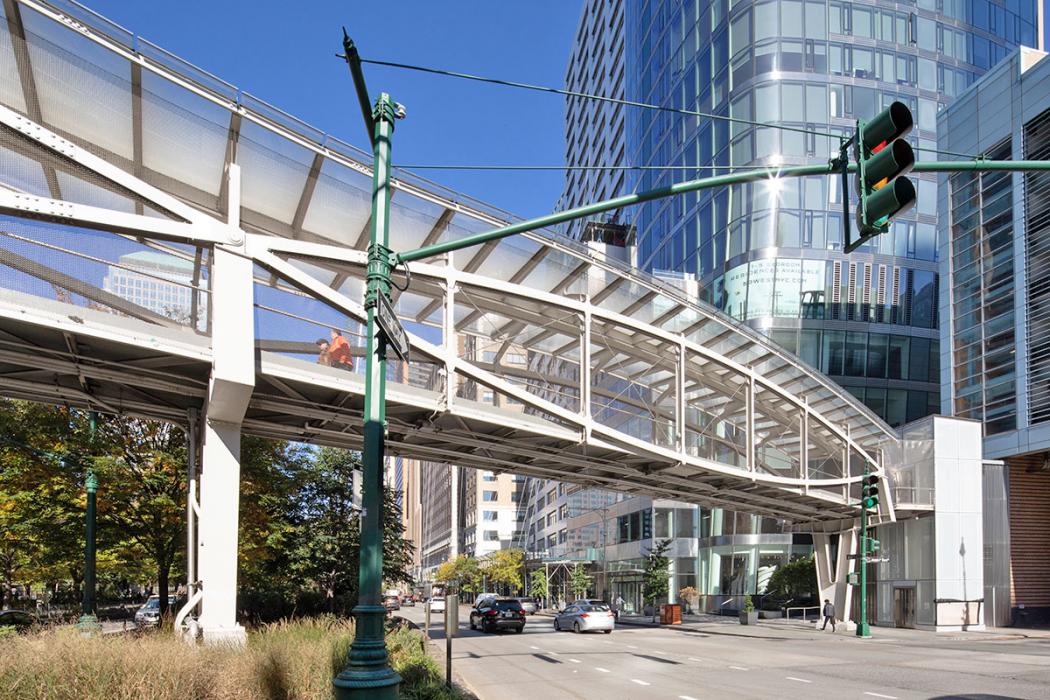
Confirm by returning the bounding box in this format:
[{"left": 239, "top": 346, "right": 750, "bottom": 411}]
[
  {"left": 553, "top": 602, "right": 615, "bottom": 633},
  {"left": 429, "top": 597, "right": 446, "bottom": 613}
]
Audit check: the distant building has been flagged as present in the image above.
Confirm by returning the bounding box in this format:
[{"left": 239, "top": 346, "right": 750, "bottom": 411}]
[{"left": 103, "top": 250, "right": 203, "bottom": 324}]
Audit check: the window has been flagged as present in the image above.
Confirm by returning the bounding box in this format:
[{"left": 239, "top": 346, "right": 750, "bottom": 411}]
[
  {"left": 482, "top": 472, "right": 497, "bottom": 482},
  {"left": 484, "top": 530, "right": 499, "bottom": 542},
  {"left": 483, "top": 491, "right": 498, "bottom": 502},
  {"left": 483, "top": 511, "right": 498, "bottom": 521}
]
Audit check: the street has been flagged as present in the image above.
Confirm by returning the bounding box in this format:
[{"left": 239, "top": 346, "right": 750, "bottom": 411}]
[{"left": 399, "top": 605, "right": 1050, "bottom": 700}]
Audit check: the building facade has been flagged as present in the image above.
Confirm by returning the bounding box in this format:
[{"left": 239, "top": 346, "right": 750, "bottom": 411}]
[
  {"left": 624, "top": 0, "right": 1038, "bottom": 427},
  {"left": 938, "top": 45, "right": 1050, "bottom": 626},
  {"left": 561, "top": 0, "right": 629, "bottom": 238}
]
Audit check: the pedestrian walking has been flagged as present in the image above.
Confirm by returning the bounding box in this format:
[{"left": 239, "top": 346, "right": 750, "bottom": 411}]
[{"left": 821, "top": 598, "right": 836, "bottom": 632}]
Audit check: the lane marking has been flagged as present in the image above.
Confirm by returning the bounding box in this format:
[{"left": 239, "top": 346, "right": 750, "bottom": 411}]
[
  {"left": 549, "top": 651, "right": 560, "bottom": 656},
  {"left": 786, "top": 677, "right": 812, "bottom": 683},
  {"left": 654, "top": 649, "right": 669, "bottom": 655},
  {"left": 529, "top": 645, "right": 540, "bottom": 650},
  {"left": 595, "top": 667, "right": 610, "bottom": 673},
  {"left": 630, "top": 679, "right": 651, "bottom": 686},
  {"left": 689, "top": 657, "right": 703, "bottom": 662},
  {"left": 569, "top": 658, "right": 581, "bottom": 664},
  {"left": 626, "top": 644, "right": 638, "bottom": 649},
  {"left": 729, "top": 665, "right": 749, "bottom": 671},
  {"left": 680, "top": 696, "right": 700, "bottom": 700},
  {"left": 864, "top": 694, "right": 897, "bottom": 699}
]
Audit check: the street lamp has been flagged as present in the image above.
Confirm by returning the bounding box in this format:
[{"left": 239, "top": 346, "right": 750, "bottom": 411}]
[{"left": 76, "top": 410, "right": 101, "bottom": 635}]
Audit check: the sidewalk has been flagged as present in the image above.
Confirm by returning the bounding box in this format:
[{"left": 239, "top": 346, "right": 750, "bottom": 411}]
[{"left": 613, "top": 613, "right": 1050, "bottom": 643}]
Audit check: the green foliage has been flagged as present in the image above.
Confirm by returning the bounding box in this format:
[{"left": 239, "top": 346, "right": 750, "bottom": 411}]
[
  {"left": 0, "top": 401, "right": 416, "bottom": 622},
  {"left": 436, "top": 555, "right": 480, "bottom": 594},
  {"left": 743, "top": 594, "right": 755, "bottom": 613},
  {"left": 765, "top": 555, "right": 818, "bottom": 598},
  {"left": 529, "top": 568, "right": 548, "bottom": 602},
  {"left": 568, "top": 563, "right": 591, "bottom": 599},
  {"left": 0, "top": 617, "right": 469, "bottom": 699},
  {"left": 483, "top": 548, "right": 523, "bottom": 594},
  {"left": 642, "top": 539, "right": 672, "bottom": 620}
]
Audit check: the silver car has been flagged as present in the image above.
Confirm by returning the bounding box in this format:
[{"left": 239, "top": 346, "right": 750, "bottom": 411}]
[{"left": 553, "top": 602, "right": 615, "bottom": 633}]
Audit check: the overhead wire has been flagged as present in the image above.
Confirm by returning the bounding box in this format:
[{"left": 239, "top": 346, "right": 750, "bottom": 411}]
[{"left": 362, "top": 56, "right": 987, "bottom": 161}]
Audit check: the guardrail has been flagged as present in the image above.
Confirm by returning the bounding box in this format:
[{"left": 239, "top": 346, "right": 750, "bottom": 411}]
[
  {"left": 785, "top": 606, "right": 820, "bottom": 621},
  {"left": 893, "top": 486, "right": 935, "bottom": 506}
]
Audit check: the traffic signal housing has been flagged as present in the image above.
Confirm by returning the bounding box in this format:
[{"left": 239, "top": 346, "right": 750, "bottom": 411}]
[
  {"left": 862, "top": 474, "right": 880, "bottom": 511},
  {"left": 848, "top": 101, "right": 916, "bottom": 252}
]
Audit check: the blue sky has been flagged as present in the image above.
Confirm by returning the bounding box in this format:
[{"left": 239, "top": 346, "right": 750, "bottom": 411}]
[{"left": 86, "top": 0, "right": 583, "bottom": 220}]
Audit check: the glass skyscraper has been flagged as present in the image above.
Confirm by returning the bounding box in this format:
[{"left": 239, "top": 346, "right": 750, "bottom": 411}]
[{"left": 624, "top": 0, "right": 1038, "bottom": 426}]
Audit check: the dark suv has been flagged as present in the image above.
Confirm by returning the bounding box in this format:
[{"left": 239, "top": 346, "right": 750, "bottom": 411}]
[{"left": 469, "top": 597, "right": 526, "bottom": 634}]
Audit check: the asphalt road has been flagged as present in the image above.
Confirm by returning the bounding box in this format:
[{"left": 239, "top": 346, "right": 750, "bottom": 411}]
[{"left": 398, "top": 605, "right": 1050, "bottom": 700}]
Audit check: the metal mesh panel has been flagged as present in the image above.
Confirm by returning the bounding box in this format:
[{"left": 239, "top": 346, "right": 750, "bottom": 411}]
[{"left": 0, "top": 214, "right": 208, "bottom": 330}]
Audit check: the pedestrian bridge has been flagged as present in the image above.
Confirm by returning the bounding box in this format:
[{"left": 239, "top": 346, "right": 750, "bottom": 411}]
[{"left": 0, "top": 0, "right": 899, "bottom": 641}]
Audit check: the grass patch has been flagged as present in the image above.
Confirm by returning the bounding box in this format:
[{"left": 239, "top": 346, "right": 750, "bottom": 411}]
[{"left": 0, "top": 617, "right": 469, "bottom": 699}]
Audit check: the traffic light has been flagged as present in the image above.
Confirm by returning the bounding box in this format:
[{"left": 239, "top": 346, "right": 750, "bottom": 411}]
[
  {"left": 867, "top": 538, "right": 881, "bottom": 555},
  {"left": 848, "top": 101, "right": 916, "bottom": 253},
  {"left": 861, "top": 474, "right": 880, "bottom": 511}
]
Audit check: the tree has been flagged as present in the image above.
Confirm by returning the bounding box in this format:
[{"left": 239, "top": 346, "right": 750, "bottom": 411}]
[
  {"left": 287, "top": 447, "right": 415, "bottom": 615},
  {"left": 436, "top": 555, "right": 480, "bottom": 595},
  {"left": 569, "top": 563, "right": 591, "bottom": 600},
  {"left": 484, "top": 548, "right": 524, "bottom": 595},
  {"left": 529, "top": 568, "right": 548, "bottom": 608},
  {"left": 641, "top": 538, "right": 672, "bottom": 623},
  {"left": 765, "top": 555, "right": 818, "bottom": 600}
]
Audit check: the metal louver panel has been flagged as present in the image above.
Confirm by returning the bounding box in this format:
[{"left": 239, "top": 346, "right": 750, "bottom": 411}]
[{"left": 1025, "top": 108, "right": 1050, "bottom": 424}]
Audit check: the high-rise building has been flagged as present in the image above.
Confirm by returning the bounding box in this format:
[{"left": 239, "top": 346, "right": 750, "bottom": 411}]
[
  {"left": 547, "top": 0, "right": 1039, "bottom": 615},
  {"left": 560, "top": 0, "right": 629, "bottom": 238},
  {"left": 103, "top": 250, "right": 204, "bottom": 325},
  {"left": 624, "top": 0, "right": 1037, "bottom": 427},
  {"left": 938, "top": 45, "right": 1050, "bottom": 627}
]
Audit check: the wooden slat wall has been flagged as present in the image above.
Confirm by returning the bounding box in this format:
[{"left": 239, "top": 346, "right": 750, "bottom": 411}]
[{"left": 1008, "top": 457, "right": 1050, "bottom": 607}]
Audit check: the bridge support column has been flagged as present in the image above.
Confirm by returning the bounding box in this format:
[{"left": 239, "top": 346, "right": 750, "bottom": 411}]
[
  {"left": 197, "top": 244, "right": 254, "bottom": 645},
  {"left": 814, "top": 528, "right": 858, "bottom": 631}
]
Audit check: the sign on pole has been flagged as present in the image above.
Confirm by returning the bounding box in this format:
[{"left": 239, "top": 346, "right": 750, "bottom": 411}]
[{"left": 375, "top": 292, "right": 410, "bottom": 363}]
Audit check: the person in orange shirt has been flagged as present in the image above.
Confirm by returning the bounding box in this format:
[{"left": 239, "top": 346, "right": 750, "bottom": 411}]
[{"left": 326, "top": 329, "right": 354, "bottom": 371}]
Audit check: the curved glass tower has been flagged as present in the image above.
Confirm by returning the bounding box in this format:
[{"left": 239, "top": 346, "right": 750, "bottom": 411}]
[{"left": 625, "top": 0, "right": 1037, "bottom": 426}]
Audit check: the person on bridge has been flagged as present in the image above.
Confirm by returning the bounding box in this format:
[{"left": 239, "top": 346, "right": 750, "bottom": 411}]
[
  {"left": 315, "top": 338, "right": 331, "bottom": 366},
  {"left": 318, "top": 329, "right": 354, "bottom": 371},
  {"left": 821, "top": 599, "right": 836, "bottom": 632}
]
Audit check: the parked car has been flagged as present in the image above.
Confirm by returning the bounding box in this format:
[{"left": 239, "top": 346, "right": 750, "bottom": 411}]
[
  {"left": 572, "top": 598, "right": 609, "bottom": 607},
  {"left": 474, "top": 593, "right": 498, "bottom": 607},
  {"left": 554, "top": 602, "right": 614, "bottom": 633},
  {"left": 382, "top": 595, "right": 400, "bottom": 611},
  {"left": 469, "top": 597, "right": 525, "bottom": 634},
  {"left": 516, "top": 597, "right": 538, "bottom": 615},
  {"left": 134, "top": 595, "right": 177, "bottom": 627},
  {"left": 0, "top": 609, "right": 36, "bottom": 632},
  {"left": 429, "top": 596, "right": 446, "bottom": 613},
  {"left": 401, "top": 596, "right": 416, "bottom": 607}
]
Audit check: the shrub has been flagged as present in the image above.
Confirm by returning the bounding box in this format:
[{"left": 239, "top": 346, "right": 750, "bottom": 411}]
[{"left": 0, "top": 617, "right": 467, "bottom": 699}]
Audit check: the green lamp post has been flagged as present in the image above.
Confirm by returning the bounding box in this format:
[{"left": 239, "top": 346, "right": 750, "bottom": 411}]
[{"left": 77, "top": 411, "right": 102, "bottom": 634}]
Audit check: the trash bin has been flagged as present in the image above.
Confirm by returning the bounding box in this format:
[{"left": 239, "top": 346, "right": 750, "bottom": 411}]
[{"left": 660, "top": 604, "right": 682, "bottom": 625}]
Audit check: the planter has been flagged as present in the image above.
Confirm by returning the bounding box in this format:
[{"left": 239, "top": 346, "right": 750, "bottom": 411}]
[{"left": 739, "top": 611, "right": 758, "bottom": 625}]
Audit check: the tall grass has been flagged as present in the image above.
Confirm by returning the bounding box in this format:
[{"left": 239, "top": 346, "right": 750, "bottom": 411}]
[{"left": 0, "top": 617, "right": 468, "bottom": 700}]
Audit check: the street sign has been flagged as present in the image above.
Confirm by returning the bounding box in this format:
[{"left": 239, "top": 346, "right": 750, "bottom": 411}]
[
  {"left": 847, "top": 572, "right": 859, "bottom": 586},
  {"left": 375, "top": 292, "right": 410, "bottom": 363}
]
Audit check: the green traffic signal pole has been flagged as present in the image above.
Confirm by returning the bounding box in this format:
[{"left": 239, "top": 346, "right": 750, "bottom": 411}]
[
  {"left": 858, "top": 469, "right": 871, "bottom": 638},
  {"left": 395, "top": 159, "right": 1050, "bottom": 265},
  {"left": 77, "top": 410, "right": 101, "bottom": 635},
  {"left": 334, "top": 35, "right": 402, "bottom": 699},
  {"left": 338, "top": 37, "right": 1050, "bottom": 694}
]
